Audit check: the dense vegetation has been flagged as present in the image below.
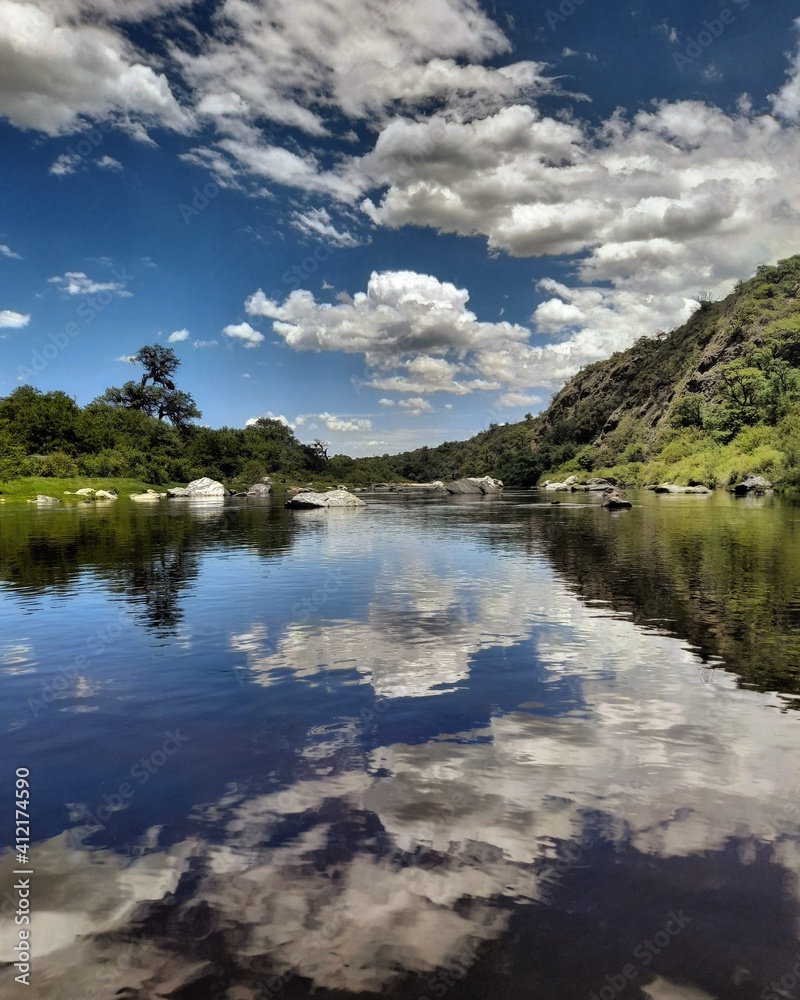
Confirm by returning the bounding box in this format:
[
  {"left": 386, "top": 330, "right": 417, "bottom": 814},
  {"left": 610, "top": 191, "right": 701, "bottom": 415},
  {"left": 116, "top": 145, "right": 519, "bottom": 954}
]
[{"left": 3, "top": 256, "right": 800, "bottom": 491}]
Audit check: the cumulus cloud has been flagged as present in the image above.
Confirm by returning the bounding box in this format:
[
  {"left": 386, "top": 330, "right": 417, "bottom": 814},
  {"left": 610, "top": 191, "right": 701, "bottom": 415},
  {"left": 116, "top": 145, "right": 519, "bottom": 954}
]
[
  {"left": 398, "top": 396, "right": 433, "bottom": 415},
  {"left": 0, "top": 0, "right": 193, "bottom": 135},
  {"left": 318, "top": 412, "right": 372, "bottom": 432},
  {"left": 49, "top": 152, "right": 81, "bottom": 176},
  {"left": 48, "top": 271, "right": 131, "bottom": 296},
  {"left": 173, "top": 0, "right": 545, "bottom": 136},
  {"left": 223, "top": 321, "right": 264, "bottom": 348},
  {"left": 0, "top": 243, "right": 20, "bottom": 259},
  {"left": 245, "top": 269, "right": 529, "bottom": 367},
  {"left": 771, "top": 19, "right": 800, "bottom": 122},
  {"left": 167, "top": 328, "right": 189, "bottom": 343},
  {"left": 378, "top": 398, "right": 395, "bottom": 407},
  {"left": 241, "top": 267, "right": 677, "bottom": 400},
  {"left": 0, "top": 309, "right": 29, "bottom": 328}
]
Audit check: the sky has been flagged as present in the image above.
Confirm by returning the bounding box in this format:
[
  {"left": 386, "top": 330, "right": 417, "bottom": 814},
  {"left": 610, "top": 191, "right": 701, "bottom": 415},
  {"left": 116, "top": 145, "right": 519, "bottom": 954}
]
[{"left": 1, "top": 0, "right": 800, "bottom": 456}]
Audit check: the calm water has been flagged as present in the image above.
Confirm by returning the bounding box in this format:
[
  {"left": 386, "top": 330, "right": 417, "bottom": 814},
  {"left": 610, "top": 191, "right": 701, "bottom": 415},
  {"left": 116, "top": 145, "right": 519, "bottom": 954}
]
[{"left": 1, "top": 491, "right": 800, "bottom": 1000}]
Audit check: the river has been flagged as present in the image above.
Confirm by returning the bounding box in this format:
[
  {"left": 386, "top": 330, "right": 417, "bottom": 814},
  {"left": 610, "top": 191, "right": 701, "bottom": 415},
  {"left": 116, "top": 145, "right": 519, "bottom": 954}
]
[{"left": 0, "top": 490, "right": 798, "bottom": 1000}]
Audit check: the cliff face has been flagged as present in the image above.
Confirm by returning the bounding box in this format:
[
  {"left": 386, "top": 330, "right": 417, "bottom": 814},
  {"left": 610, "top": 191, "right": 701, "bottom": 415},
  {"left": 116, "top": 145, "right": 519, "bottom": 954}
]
[{"left": 531, "top": 255, "right": 800, "bottom": 453}]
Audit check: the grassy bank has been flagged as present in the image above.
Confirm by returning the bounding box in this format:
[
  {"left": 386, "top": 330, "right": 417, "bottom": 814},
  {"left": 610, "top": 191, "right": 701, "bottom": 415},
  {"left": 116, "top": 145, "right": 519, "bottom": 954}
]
[{"left": 0, "top": 477, "right": 183, "bottom": 503}]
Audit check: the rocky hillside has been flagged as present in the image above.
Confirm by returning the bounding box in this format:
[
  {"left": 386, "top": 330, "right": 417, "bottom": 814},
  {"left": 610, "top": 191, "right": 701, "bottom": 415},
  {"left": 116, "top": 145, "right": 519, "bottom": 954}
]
[
  {"left": 527, "top": 254, "right": 800, "bottom": 487},
  {"left": 337, "top": 255, "right": 800, "bottom": 489},
  {"left": 533, "top": 256, "right": 800, "bottom": 458}
]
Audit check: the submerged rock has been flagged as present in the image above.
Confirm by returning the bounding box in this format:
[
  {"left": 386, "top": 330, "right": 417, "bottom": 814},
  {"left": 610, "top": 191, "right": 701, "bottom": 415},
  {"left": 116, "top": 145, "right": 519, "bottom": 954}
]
[
  {"left": 246, "top": 483, "right": 272, "bottom": 497},
  {"left": 94, "top": 490, "right": 118, "bottom": 500},
  {"left": 602, "top": 488, "right": 632, "bottom": 510},
  {"left": 286, "top": 489, "right": 366, "bottom": 509},
  {"left": 130, "top": 492, "right": 161, "bottom": 501},
  {"left": 29, "top": 495, "right": 60, "bottom": 504}
]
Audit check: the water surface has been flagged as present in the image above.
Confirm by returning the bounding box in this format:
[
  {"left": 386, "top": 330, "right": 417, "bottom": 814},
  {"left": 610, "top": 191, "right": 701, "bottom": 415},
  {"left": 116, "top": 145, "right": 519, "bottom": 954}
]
[{"left": 1, "top": 491, "right": 799, "bottom": 1000}]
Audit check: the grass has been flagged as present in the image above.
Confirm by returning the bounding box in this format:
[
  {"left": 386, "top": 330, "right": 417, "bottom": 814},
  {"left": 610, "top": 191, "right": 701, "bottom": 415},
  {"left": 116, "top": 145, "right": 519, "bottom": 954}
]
[
  {"left": 0, "top": 477, "right": 184, "bottom": 503},
  {"left": 543, "top": 422, "right": 799, "bottom": 491}
]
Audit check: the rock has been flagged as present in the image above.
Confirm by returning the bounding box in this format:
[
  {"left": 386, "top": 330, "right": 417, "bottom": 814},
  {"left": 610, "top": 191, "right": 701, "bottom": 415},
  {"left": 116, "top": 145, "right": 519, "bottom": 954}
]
[
  {"left": 446, "top": 476, "right": 504, "bottom": 495},
  {"left": 563, "top": 475, "right": 578, "bottom": 487},
  {"left": 584, "top": 478, "right": 615, "bottom": 492},
  {"left": 550, "top": 500, "right": 562, "bottom": 505},
  {"left": 94, "top": 490, "right": 118, "bottom": 500},
  {"left": 651, "top": 483, "right": 711, "bottom": 494},
  {"left": 29, "top": 495, "right": 60, "bottom": 504},
  {"left": 168, "top": 477, "right": 226, "bottom": 499},
  {"left": 287, "top": 486, "right": 314, "bottom": 499},
  {"left": 74, "top": 487, "right": 96, "bottom": 496},
  {"left": 447, "top": 479, "right": 483, "bottom": 494},
  {"left": 246, "top": 483, "right": 272, "bottom": 496},
  {"left": 602, "top": 488, "right": 632, "bottom": 510},
  {"left": 733, "top": 475, "right": 773, "bottom": 495},
  {"left": 544, "top": 481, "right": 571, "bottom": 492},
  {"left": 286, "top": 489, "right": 366, "bottom": 509},
  {"left": 130, "top": 492, "right": 161, "bottom": 501}
]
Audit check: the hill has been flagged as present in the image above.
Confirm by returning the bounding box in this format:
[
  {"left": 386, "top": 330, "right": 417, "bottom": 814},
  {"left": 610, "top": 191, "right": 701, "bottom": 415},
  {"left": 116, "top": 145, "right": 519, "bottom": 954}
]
[{"left": 343, "top": 254, "right": 800, "bottom": 490}]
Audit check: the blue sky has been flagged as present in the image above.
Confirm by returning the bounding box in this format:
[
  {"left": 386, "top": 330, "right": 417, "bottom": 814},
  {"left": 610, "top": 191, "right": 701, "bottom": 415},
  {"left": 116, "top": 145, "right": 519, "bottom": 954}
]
[{"left": 1, "top": 0, "right": 799, "bottom": 455}]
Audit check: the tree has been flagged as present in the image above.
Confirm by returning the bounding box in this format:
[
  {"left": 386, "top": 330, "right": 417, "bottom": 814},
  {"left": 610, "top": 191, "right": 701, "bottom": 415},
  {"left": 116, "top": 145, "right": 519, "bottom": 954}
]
[
  {"left": 312, "top": 439, "right": 329, "bottom": 461},
  {"left": 134, "top": 345, "right": 180, "bottom": 391},
  {"left": 670, "top": 393, "right": 704, "bottom": 429},
  {"left": 99, "top": 345, "right": 200, "bottom": 431}
]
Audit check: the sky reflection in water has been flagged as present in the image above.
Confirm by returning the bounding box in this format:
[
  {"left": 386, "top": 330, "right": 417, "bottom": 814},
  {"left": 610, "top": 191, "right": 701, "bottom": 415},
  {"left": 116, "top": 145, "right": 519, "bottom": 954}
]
[{"left": 0, "top": 493, "right": 798, "bottom": 999}]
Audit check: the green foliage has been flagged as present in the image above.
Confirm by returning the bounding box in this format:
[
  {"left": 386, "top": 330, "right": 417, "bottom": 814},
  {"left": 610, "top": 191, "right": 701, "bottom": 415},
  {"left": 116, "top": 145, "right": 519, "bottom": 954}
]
[
  {"left": 100, "top": 344, "right": 201, "bottom": 430},
  {"left": 670, "top": 393, "right": 704, "bottom": 429}
]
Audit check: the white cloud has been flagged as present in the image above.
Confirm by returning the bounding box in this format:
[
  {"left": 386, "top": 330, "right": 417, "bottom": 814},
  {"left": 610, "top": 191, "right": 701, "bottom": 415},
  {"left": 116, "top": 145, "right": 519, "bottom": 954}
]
[
  {"left": 378, "top": 398, "right": 395, "bottom": 407},
  {"left": 291, "top": 411, "right": 374, "bottom": 432},
  {"left": 167, "top": 328, "right": 189, "bottom": 343},
  {"left": 0, "top": 243, "right": 20, "bottom": 259},
  {"left": 192, "top": 339, "right": 218, "bottom": 348},
  {"left": 242, "top": 269, "right": 593, "bottom": 397},
  {"left": 0, "top": 309, "right": 29, "bottom": 328},
  {"left": 115, "top": 353, "right": 135, "bottom": 362},
  {"left": 291, "top": 207, "right": 359, "bottom": 246},
  {"left": 173, "top": 0, "right": 545, "bottom": 136},
  {"left": 96, "top": 154, "right": 122, "bottom": 170},
  {"left": 398, "top": 397, "right": 433, "bottom": 416},
  {"left": 771, "top": 19, "right": 800, "bottom": 122},
  {"left": 0, "top": 0, "right": 193, "bottom": 135},
  {"left": 49, "top": 152, "right": 81, "bottom": 176},
  {"left": 223, "top": 321, "right": 264, "bottom": 348},
  {"left": 496, "top": 392, "right": 542, "bottom": 409},
  {"left": 48, "top": 271, "right": 131, "bottom": 297}
]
